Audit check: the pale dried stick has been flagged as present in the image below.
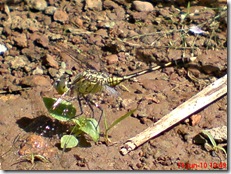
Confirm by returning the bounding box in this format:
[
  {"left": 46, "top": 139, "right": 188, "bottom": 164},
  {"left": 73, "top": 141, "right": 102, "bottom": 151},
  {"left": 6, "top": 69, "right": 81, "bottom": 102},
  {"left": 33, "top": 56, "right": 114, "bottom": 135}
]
[{"left": 120, "top": 74, "right": 227, "bottom": 155}]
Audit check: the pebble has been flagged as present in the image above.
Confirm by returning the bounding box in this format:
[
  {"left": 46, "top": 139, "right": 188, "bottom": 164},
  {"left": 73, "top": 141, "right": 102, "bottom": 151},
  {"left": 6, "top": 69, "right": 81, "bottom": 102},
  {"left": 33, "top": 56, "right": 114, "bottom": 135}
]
[
  {"left": 10, "top": 16, "right": 40, "bottom": 30},
  {"left": 44, "top": 6, "right": 57, "bottom": 15},
  {"left": 85, "top": 0, "right": 102, "bottom": 11},
  {"left": 35, "top": 35, "right": 49, "bottom": 48},
  {"left": 121, "top": 98, "right": 134, "bottom": 108},
  {"left": 105, "top": 54, "right": 118, "bottom": 65},
  {"left": 202, "top": 126, "right": 227, "bottom": 143},
  {"left": 10, "top": 56, "right": 27, "bottom": 69},
  {"left": 132, "top": 1, "right": 154, "bottom": 12},
  {"left": 12, "top": 33, "right": 28, "bottom": 48},
  {"left": 95, "top": 29, "right": 108, "bottom": 38},
  {"left": 48, "top": 67, "right": 58, "bottom": 78},
  {"left": 33, "top": 66, "right": 44, "bottom": 75},
  {"left": 20, "top": 75, "right": 51, "bottom": 87},
  {"left": 42, "top": 54, "right": 59, "bottom": 69},
  {"left": 53, "top": 9, "right": 69, "bottom": 23},
  {"left": 0, "top": 44, "right": 7, "bottom": 54},
  {"left": 27, "top": 0, "right": 47, "bottom": 11},
  {"left": 104, "top": 0, "right": 119, "bottom": 9}
]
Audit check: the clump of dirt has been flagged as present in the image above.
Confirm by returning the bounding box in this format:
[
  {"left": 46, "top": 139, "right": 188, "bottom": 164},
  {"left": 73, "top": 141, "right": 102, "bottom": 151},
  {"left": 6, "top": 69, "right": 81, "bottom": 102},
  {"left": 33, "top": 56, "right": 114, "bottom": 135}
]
[{"left": 0, "top": 0, "right": 227, "bottom": 170}]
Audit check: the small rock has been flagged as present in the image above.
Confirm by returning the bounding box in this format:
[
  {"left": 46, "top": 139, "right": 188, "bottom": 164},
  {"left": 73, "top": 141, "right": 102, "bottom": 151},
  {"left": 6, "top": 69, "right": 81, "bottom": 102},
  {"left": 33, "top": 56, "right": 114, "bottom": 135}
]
[
  {"left": 202, "top": 126, "right": 227, "bottom": 143},
  {"left": 43, "top": 15, "right": 52, "bottom": 26},
  {"left": 47, "top": 33, "right": 63, "bottom": 40},
  {"left": 127, "top": 30, "right": 138, "bottom": 38},
  {"left": 35, "top": 35, "right": 49, "bottom": 48},
  {"left": 85, "top": 0, "right": 102, "bottom": 11},
  {"left": 42, "top": 54, "right": 59, "bottom": 69},
  {"left": 27, "top": 0, "right": 47, "bottom": 11},
  {"left": 44, "top": 6, "right": 57, "bottom": 15},
  {"left": 121, "top": 98, "right": 134, "bottom": 108},
  {"left": 53, "top": 9, "right": 69, "bottom": 23},
  {"left": 33, "top": 66, "right": 44, "bottom": 75},
  {"left": 105, "top": 54, "right": 118, "bottom": 65},
  {"left": 190, "top": 114, "right": 202, "bottom": 126},
  {"left": 70, "top": 17, "right": 83, "bottom": 28},
  {"left": 10, "top": 56, "right": 27, "bottom": 69},
  {"left": 24, "top": 62, "right": 36, "bottom": 73},
  {"left": 10, "top": 16, "right": 40, "bottom": 30},
  {"left": 20, "top": 75, "right": 51, "bottom": 87},
  {"left": 8, "top": 49, "right": 19, "bottom": 57},
  {"left": 104, "top": 0, "right": 119, "bottom": 9},
  {"left": 21, "top": 47, "right": 41, "bottom": 61},
  {"left": 97, "top": 21, "right": 115, "bottom": 29},
  {"left": 12, "top": 33, "right": 28, "bottom": 48},
  {"left": 95, "top": 28, "right": 108, "bottom": 38},
  {"left": 0, "top": 44, "right": 7, "bottom": 55},
  {"left": 29, "top": 32, "right": 42, "bottom": 42},
  {"left": 158, "top": 8, "right": 172, "bottom": 18},
  {"left": 48, "top": 67, "right": 58, "bottom": 78},
  {"left": 132, "top": 1, "right": 154, "bottom": 12}
]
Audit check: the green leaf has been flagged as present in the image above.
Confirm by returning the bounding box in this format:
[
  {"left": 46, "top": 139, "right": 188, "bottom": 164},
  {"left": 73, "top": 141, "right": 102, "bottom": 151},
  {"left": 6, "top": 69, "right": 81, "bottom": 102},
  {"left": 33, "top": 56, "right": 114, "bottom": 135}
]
[
  {"left": 202, "top": 130, "right": 227, "bottom": 157},
  {"left": 43, "top": 97, "right": 76, "bottom": 121},
  {"left": 202, "top": 130, "right": 217, "bottom": 147},
  {"left": 106, "top": 109, "right": 136, "bottom": 132},
  {"left": 73, "top": 117, "right": 100, "bottom": 142},
  {"left": 61, "top": 135, "right": 78, "bottom": 149},
  {"left": 216, "top": 146, "right": 227, "bottom": 157}
]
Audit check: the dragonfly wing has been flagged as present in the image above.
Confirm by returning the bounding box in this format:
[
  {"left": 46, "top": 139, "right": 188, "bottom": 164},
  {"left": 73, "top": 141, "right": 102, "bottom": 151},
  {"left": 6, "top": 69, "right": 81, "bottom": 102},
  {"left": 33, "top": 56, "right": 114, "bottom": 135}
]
[
  {"left": 104, "top": 85, "right": 119, "bottom": 97},
  {"left": 50, "top": 42, "right": 101, "bottom": 71}
]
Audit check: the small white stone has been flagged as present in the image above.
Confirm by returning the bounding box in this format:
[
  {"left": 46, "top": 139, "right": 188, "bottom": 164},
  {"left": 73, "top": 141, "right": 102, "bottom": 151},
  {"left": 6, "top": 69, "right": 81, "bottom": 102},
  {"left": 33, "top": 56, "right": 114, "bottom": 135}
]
[
  {"left": 0, "top": 44, "right": 7, "bottom": 54},
  {"left": 33, "top": 66, "right": 44, "bottom": 75},
  {"left": 189, "top": 25, "right": 206, "bottom": 34}
]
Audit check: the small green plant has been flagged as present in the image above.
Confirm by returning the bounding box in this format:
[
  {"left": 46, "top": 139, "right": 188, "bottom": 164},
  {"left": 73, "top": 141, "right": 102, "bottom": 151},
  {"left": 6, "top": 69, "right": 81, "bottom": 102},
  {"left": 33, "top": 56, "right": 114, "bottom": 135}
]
[
  {"left": 43, "top": 97, "right": 134, "bottom": 148},
  {"left": 180, "top": 1, "right": 191, "bottom": 23},
  {"left": 201, "top": 130, "right": 227, "bottom": 158},
  {"left": 12, "top": 153, "right": 50, "bottom": 170},
  {"left": 103, "top": 109, "right": 136, "bottom": 145},
  {"left": 43, "top": 97, "right": 100, "bottom": 149},
  {"left": 29, "top": 153, "right": 50, "bottom": 165}
]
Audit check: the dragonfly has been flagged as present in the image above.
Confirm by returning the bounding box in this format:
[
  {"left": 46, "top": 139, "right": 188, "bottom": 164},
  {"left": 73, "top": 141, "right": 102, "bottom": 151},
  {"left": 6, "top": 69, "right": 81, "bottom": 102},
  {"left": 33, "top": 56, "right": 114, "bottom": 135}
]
[{"left": 52, "top": 42, "right": 196, "bottom": 121}]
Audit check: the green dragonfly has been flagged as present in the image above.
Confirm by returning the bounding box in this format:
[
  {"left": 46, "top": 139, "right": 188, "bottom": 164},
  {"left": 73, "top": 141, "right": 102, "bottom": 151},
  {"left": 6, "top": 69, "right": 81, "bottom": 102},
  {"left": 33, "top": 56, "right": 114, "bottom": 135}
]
[{"left": 52, "top": 42, "right": 196, "bottom": 118}]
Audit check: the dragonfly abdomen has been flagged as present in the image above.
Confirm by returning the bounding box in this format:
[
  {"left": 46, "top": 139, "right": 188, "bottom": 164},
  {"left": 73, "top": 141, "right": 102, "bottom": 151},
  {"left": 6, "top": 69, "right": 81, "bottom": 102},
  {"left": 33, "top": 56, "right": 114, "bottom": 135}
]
[{"left": 107, "top": 76, "right": 124, "bottom": 87}]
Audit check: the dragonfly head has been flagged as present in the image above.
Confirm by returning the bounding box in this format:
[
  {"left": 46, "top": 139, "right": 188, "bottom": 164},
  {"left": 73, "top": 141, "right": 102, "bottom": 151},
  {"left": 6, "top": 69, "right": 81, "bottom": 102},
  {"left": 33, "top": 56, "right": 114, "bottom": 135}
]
[{"left": 53, "top": 74, "right": 70, "bottom": 94}]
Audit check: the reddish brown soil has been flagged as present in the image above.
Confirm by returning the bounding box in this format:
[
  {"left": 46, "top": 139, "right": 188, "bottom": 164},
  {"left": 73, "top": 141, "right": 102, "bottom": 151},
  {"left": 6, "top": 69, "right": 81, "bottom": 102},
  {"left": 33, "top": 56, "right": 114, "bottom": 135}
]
[{"left": 0, "top": 0, "right": 227, "bottom": 170}]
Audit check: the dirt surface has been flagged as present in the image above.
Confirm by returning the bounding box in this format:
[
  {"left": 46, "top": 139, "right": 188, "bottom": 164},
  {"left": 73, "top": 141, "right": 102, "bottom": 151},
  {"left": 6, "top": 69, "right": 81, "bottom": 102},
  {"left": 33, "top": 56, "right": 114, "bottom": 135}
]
[{"left": 0, "top": 0, "right": 227, "bottom": 170}]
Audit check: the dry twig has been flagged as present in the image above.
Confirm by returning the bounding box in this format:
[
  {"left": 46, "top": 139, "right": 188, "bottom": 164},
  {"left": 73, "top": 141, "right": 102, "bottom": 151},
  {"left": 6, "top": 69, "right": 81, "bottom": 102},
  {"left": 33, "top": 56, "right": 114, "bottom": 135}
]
[{"left": 120, "top": 74, "right": 227, "bottom": 155}]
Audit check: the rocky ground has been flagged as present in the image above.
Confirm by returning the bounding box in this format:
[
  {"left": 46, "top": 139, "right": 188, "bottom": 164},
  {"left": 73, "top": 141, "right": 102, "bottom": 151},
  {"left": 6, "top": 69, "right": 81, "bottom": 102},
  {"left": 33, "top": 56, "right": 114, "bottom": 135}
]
[{"left": 0, "top": 0, "right": 227, "bottom": 170}]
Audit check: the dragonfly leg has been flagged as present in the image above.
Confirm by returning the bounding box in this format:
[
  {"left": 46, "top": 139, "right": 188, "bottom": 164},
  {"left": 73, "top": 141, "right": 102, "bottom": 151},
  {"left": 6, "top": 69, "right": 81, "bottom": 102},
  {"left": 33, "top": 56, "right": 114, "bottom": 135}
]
[
  {"left": 76, "top": 96, "right": 84, "bottom": 116},
  {"left": 82, "top": 96, "right": 104, "bottom": 125},
  {"left": 97, "top": 106, "right": 104, "bottom": 128},
  {"left": 82, "top": 95, "right": 95, "bottom": 118}
]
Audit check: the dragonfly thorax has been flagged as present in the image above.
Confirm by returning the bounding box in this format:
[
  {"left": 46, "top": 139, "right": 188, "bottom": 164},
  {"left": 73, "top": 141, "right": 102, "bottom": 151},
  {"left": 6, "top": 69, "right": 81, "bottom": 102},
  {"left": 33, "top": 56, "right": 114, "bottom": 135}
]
[{"left": 70, "top": 69, "right": 110, "bottom": 95}]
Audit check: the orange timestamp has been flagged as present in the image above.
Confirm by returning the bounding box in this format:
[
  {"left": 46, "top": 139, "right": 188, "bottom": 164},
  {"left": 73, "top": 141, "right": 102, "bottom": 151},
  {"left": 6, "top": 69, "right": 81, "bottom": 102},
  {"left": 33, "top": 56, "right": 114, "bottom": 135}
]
[{"left": 177, "top": 162, "right": 227, "bottom": 170}]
